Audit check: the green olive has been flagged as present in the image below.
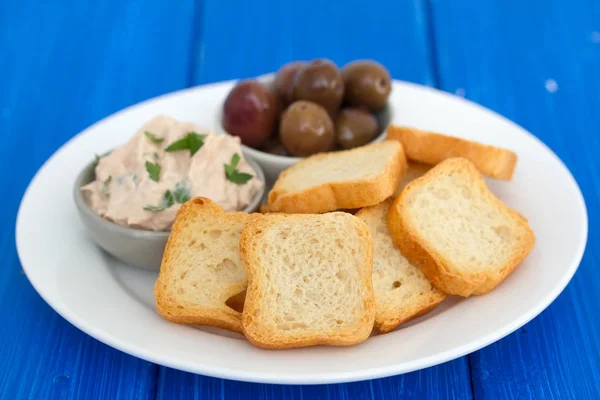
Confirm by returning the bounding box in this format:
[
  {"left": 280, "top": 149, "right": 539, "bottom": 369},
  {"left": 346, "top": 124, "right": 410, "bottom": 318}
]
[
  {"left": 335, "top": 108, "right": 379, "bottom": 149},
  {"left": 342, "top": 60, "right": 391, "bottom": 111},
  {"left": 279, "top": 101, "right": 335, "bottom": 157}
]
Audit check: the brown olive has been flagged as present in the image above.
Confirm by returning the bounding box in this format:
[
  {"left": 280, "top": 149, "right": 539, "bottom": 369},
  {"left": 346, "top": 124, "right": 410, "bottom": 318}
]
[
  {"left": 275, "top": 61, "right": 305, "bottom": 106},
  {"left": 335, "top": 108, "right": 379, "bottom": 149},
  {"left": 279, "top": 101, "right": 335, "bottom": 157},
  {"left": 342, "top": 60, "right": 391, "bottom": 111},
  {"left": 290, "top": 59, "right": 344, "bottom": 114},
  {"left": 222, "top": 80, "right": 279, "bottom": 148}
]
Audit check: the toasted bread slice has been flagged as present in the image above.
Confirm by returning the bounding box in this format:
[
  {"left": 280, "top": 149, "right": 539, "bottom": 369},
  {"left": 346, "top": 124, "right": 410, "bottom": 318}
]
[
  {"left": 395, "top": 162, "right": 431, "bottom": 196},
  {"left": 386, "top": 125, "right": 517, "bottom": 180},
  {"left": 240, "top": 213, "right": 375, "bottom": 349},
  {"left": 356, "top": 200, "right": 446, "bottom": 332},
  {"left": 387, "top": 158, "right": 535, "bottom": 297},
  {"left": 154, "top": 198, "right": 259, "bottom": 333},
  {"left": 258, "top": 203, "right": 271, "bottom": 213},
  {"left": 267, "top": 141, "right": 407, "bottom": 214}
]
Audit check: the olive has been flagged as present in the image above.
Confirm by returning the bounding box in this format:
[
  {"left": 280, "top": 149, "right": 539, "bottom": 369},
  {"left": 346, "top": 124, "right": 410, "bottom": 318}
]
[
  {"left": 261, "top": 138, "right": 290, "bottom": 157},
  {"left": 275, "top": 61, "right": 305, "bottom": 106},
  {"left": 222, "top": 80, "right": 279, "bottom": 148},
  {"left": 279, "top": 101, "right": 335, "bottom": 157},
  {"left": 290, "top": 59, "right": 344, "bottom": 114},
  {"left": 342, "top": 60, "right": 391, "bottom": 111},
  {"left": 335, "top": 108, "right": 379, "bottom": 149}
]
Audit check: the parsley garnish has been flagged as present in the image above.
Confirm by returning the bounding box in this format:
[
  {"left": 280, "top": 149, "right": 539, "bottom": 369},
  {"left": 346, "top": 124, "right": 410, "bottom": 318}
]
[
  {"left": 144, "top": 131, "right": 164, "bottom": 144},
  {"left": 145, "top": 161, "right": 161, "bottom": 182},
  {"left": 165, "top": 132, "right": 206, "bottom": 156},
  {"left": 224, "top": 153, "right": 253, "bottom": 185},
  {"left": 143, "top": 190, "right": 174, "bottom": 212},
  {"left": 143, "top": 180, "right": 191, "bottom": 212},
  {"left": 173, "top": 179, "right": 191, "bottom": 204},
  {"left": 93, "top": 154, "right": 101, "bottom": 168}
]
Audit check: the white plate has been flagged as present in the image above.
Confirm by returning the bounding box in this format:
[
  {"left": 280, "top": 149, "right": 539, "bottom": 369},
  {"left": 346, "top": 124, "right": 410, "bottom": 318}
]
[{"left": 16, "top": 79, "right": 588, "bottom": 385}]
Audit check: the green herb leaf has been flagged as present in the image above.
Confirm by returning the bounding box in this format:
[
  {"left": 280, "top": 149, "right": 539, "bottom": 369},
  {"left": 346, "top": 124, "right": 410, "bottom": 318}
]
[
  {"left": 145, "top": 161, "right": 161, "bottom": 182},
  {"left": 153, "top": 152, "right": 159, "bottom": 160},
  {"left": 165, "top": 132, "right": 206, "bottom": 156},
  {"left": 144, "top": 131, "right": 164, "bottom": 144},
  {"left": 143, "top": 204, "right": 166, "bottom": 212},
  {"left": 225, "top": 153, "right": 241, "bottom": 175},
  {"left": 224, "top": 153, "right": 253, "bottom": 185},
  {"left": 143, "top": 179, "right": 191, "bottom": 211},
  {"left": 164, "top": 190, "right": 174, "bottom": 207},
  {"left": 143, "top": 190, "right": 174, "bottom": 212},
  {"left": 164, "top": 137, "right": 190, "bottom": 152},
  {"left": 93, "top": 154, "right": 101, "bottom": 168},
  {"left": 102, "top": 176, "right": 112, "bottom": 196},
  {"left": 187, "top": 132, "right": 206, "bottom": 156},
  {"left": 228, "top": 171, "right": 253, "bottom": 184},
  {"left": 173, "top": 179, "right": 191, "bottom": 204}
]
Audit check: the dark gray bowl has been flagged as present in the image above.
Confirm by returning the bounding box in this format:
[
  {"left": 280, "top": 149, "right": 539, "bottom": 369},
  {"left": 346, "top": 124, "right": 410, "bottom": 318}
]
[{"left": 73, "top": 153, "right": 265, "bottom": 270}]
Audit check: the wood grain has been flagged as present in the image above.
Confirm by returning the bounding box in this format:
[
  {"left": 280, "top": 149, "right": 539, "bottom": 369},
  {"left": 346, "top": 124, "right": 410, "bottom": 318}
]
[
  {"left": 193, "top": 0, "right": 436, "bottom": 85},
  {"left": 157, "top": 359, "right": 472, "bottom": 400},
  {"left": 2, "top": 0, "right": 599, "bottom": 398},
  {"left": 0, "top": 0, "right": 196, "bottom": 399},
  {"left": 428, "top": 1, "right": 600, "bottom": 398}
]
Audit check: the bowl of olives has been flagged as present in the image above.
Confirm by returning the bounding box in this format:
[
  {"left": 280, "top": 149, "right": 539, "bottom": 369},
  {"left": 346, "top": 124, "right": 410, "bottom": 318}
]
[{"left": 219, "top": 59, "right": 393, "bottom": 182}]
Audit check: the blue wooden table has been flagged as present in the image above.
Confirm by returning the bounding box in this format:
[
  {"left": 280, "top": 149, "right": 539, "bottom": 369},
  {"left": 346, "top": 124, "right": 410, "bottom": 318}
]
[{"left": 2, "top": 1, "right": 599, "bottom": 398}]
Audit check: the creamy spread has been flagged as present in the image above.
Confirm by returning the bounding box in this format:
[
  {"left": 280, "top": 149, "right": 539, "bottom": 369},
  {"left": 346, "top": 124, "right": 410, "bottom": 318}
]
[{"left": 81, "top": 115, "right": 264, "bottom": 231}]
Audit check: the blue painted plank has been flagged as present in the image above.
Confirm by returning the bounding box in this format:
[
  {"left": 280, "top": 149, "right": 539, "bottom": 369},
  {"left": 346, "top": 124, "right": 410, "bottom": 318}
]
[
  {"left": 157, "top": 0, "right": 473, "bottom": 398},
  {"left": 0, "top": 0, "right": 198, "bottom": 398},
  {"left": 193, "top": 0, "right": 436, "bottom": 86},
  {"left": 428, "top": 1, "right": 600, "bottom": 399},
  {"left": 157, "top": 358, "right": 472, "bottom": 400}
]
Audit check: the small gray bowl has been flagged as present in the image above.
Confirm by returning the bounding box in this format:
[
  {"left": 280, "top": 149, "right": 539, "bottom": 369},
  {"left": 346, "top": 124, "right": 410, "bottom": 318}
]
[{"left": 73, "top": 153, "right": 265, "bottom": 271}]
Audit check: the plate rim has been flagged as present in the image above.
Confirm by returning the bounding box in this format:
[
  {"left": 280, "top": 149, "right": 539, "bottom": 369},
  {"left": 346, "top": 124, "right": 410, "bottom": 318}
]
[{"left": 15, "top": 79, "right": 589, "bottom": 385}]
